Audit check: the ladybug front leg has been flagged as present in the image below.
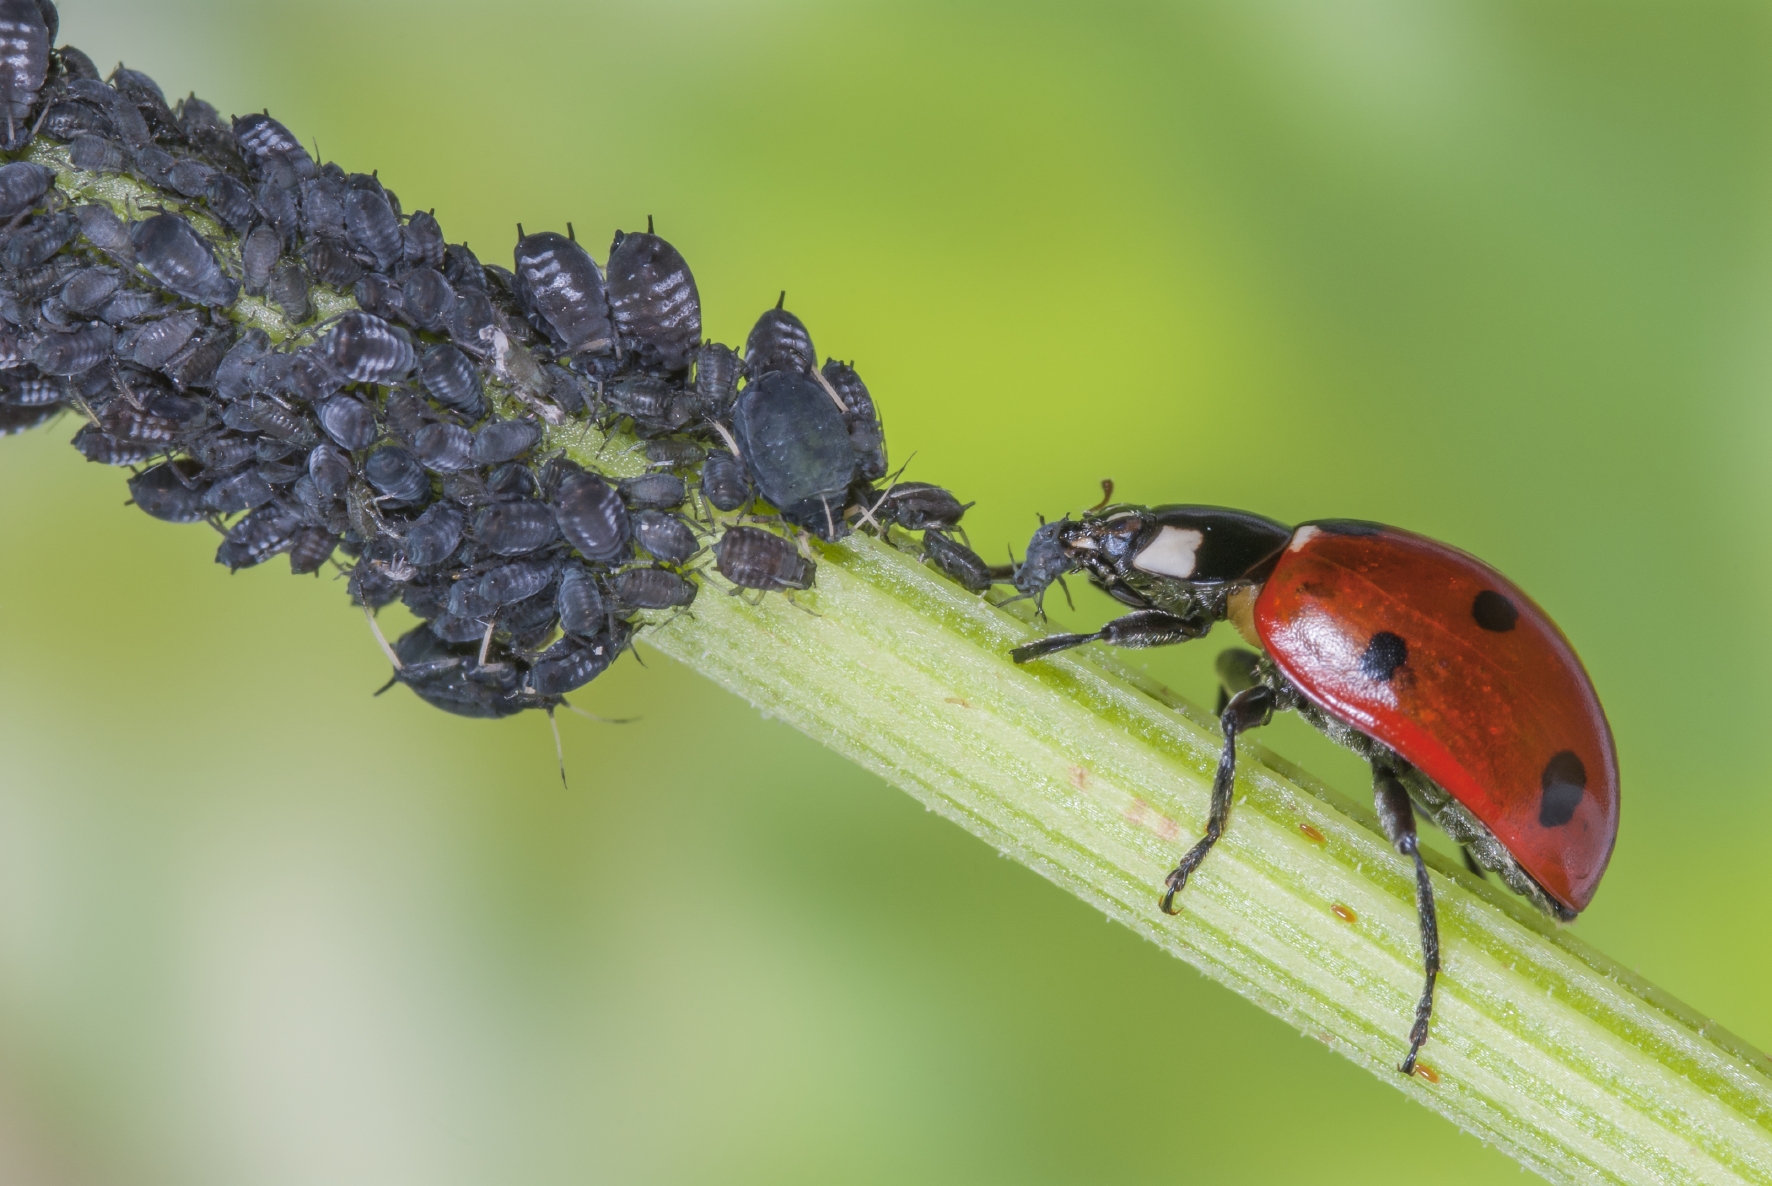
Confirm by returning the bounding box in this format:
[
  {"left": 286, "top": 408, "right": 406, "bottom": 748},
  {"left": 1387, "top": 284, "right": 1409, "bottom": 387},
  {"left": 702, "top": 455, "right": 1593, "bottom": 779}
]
[
  {"left": 1161, "top": 685, "right": 1276, "bottom": 914},
  {"left": 1373, "top": 762, "right": 1440, "bottom": 1076},
  {"left": 1010, "top": 607, "right": 1210, "bottom": 664}
]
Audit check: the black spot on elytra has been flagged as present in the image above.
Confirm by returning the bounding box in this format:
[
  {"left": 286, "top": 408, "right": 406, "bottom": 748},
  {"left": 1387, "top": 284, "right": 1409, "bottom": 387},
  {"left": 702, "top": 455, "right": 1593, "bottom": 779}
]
[
  {"left": 1359, "top": 631, "right": 1408, "bottom": 681},
  {"left": 1314, "top": 519, "right": 1384, "bottom": 537},
  {"left": 1539, "top": 751, "right": 1586, "bottom": 827},
  {"left": 1472, "top": 589, "right": 1518, "bottom": 632}
]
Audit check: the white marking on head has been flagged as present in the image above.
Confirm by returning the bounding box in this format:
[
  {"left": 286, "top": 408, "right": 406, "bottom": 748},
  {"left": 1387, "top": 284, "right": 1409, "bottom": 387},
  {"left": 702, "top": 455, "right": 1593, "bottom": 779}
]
[
  {"left": 1132, "top": 526, "right": 1203, "bottom": 578},
  {"left": 1288, "top": 524, "right": 1321, "bottom": 553}
]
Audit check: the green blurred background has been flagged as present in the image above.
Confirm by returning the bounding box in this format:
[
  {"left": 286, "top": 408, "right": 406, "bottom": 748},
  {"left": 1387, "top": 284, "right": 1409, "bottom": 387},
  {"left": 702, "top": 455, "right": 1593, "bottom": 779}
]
[{"left": 0, "top": 1, "right": 1765, "bottom": 1181}]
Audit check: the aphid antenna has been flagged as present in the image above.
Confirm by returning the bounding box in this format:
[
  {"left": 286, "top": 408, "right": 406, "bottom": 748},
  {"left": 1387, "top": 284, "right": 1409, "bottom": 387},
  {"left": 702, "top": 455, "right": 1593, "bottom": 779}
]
[
  {"left": 545, "top": 706, "right": 567, "bottom": 789},
  {"left": 362, "top": 604, "right": 403, "bottom": 670},
  {"left": 849, "top": 495, "right": 886, "bottom": 535},
  {"left": 560, "top": 699, "right": 637, "bottom": 725}
]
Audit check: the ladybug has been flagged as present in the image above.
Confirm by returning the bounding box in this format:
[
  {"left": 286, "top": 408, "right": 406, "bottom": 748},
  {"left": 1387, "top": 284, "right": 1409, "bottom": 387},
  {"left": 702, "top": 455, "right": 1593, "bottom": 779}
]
[{"left": 1008, "top": 505, "right": 1618, "bottom": 1074}]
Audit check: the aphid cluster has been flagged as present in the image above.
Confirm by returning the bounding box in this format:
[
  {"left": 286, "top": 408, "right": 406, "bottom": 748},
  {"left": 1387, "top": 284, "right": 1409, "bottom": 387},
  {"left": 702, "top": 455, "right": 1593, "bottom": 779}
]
[{"left": 0, "top": 3, "right": 997, "bottom": 719}]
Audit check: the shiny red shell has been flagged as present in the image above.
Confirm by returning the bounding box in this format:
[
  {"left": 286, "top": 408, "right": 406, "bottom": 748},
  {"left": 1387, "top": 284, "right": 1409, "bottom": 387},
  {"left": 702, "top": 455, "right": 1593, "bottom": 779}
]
[{"left": 1251, "top": 522, "right": 1618, "bottom": 913}]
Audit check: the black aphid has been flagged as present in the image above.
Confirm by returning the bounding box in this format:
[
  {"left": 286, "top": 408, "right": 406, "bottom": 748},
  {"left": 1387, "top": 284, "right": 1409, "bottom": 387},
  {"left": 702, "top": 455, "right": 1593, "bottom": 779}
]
[
  {"left": 743, "top": 295, "right": 815, "bottom": 378},
  {"left": 4, "top": 210, "right": 77, "bottom": 270},
  {"left": 0, "top": 0, "right": 49, "bottom": 150},
  {"left": 473, "top": 499, "right": 558, "bottom": 556},
  {"left": 363, "top": 445, "right": 429, "bottom": 503},
  {"left": 268, "top": 262, "right": 309, "bottom": 322},
  {"left": 203, "top": 465, "right": 274, "bottom": 513},
  {"left": 320, "top": 311, "right": 414, "bottom": 383},
  {"left": 632, "top": 510, "right": 698, "bottom": 566},
  {"left": 131, "top": 212, "right": 239, "bottom": 306},
  {"left": 303, "top": 238, "right": 363, "bottom": 290},
  {"left": 512, "top": 228, "right": 611, "bottom": 354},
  {"left": 556, "top": 564, "right": 607, "bottom": 636},
  {"left": 342, "top": 172, "right": 402, "bottom": 272},
  {"left": 691, "top": 341, "right": 740, "bottom": 419},
  {"left": 644, "top": 439, "right": 706, "bottom": 470},
  {"left": 611, "top": 566, "right": 697, "bottom": 611},
  {"left": 403, "top": 209, "right": 445, "bottom": 270},
  {"left": 607, "top": 224, "right": 701, "bottom": 373},
  {"left": 59, "top": 264, "right": 120, "bottom": 315},
  {"left": 73, "top": 202, "right": 134, "bottom": 263},
  {"left": 876, "top": 482, "right": 970, "bottom": 533},
  {"left": 0, "top": 160, "right": 51, "bottom": 218},
  {"left": 821, "top": 359, "right": 886, "bottom": 483},
  {"left": 400, "top": 267, "right": 453, "bottom": 333},
  {"left": 921, "top": 530, "right": 994, "bottom": 594},
  {"left": 605, "top": 374, "right": 692, "bottom": 435},
  {"left": 231, "top": 111, "right": 315, "bottom": 179},
  {"left": 410, "top": 421, "right": 474, "bottom": 473},
  {"left": 618, "top": 472, "right": 686, "bottom": 511},
  {"left": 550, "top": 464, "right": 630, "bottom": 561},
  {"left": 530, "top": 627, "right": 625, "bottom": 697},
  {"left": 72, "top": 424, "right": 153, "bottom": 465},
  {"left": 390, "top": 625, "right": 533, "bottom": 718},
  {"left": 699, "top": 449, "right": 751, "bottom": 512},
  {"left": 316, "top": 395, "right": 376, "bottom": 451},
  {"left": 471, "top": 417, "right": 541, "bottom": 465},
  {"left": 127, "top": 459, "right": 209, "bottom": 523},
  {"left": 714, "top": 525, "right": 815, "bottom": 592},
  {"left": 731, "top": 370, "right": 854, "bottom": 539},
  {"left": 216, "top": 502, "right": 303, "bottom": 570},
  {"left": 403, "top": 502, "right": 464, "bottom": 566},
  {"left": 29, "top": 323, "right": 113, "bottom": 375},
  {"left": 287, "top": 526, "right": 339, "bottom": 575},
  {"left": 416, "top": 343, "right": 485, "bottom": 419}
]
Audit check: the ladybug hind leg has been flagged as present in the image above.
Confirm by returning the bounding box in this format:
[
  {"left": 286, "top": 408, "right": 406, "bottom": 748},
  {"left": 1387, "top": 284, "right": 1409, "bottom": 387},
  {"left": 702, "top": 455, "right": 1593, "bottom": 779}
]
[
  {"left": 1373, "top": 761, "right": 1440, "bottom": 1076},
  {"left": 1011, "top": 607, "right": 1210, "bottom": 664},
  {"left": 1161, "top": 684, "right": 1276, "bottom": 914}
]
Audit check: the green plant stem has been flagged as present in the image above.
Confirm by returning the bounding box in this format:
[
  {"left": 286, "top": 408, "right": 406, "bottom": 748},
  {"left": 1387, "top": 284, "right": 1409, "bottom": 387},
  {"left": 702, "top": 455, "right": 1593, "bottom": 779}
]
[
  {"left": 629, "top": 513, "right": 1772, "bottom": 1186},
  {"left": 38, "top": 139, "right": 1772, "bottom": 1184}
]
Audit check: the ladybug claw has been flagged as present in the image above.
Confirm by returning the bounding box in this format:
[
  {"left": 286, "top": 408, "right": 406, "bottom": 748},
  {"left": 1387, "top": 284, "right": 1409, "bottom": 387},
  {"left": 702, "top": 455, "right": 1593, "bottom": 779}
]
[{"left": 1160, "top": 868, "right": 1188, "bottom": 915}]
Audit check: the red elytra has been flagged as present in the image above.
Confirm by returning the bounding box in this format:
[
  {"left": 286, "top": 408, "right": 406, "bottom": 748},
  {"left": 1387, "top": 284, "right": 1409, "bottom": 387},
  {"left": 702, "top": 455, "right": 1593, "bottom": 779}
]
[{"left": 1253, "top": 522, "right": 1619, "bottom": 913}]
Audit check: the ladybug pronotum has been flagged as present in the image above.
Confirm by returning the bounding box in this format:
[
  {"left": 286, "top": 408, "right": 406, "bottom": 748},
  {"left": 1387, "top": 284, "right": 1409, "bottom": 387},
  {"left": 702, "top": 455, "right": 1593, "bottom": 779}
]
[{"left": 1010, "top": 506, "right": 1619, "bottom": 1074}]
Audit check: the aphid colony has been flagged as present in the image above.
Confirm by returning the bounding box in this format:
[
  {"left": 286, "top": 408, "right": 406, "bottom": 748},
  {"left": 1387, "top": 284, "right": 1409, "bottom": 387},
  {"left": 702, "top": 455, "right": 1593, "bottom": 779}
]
[{"left": 0, "top": 1, "right": 994, "bottom": 718}]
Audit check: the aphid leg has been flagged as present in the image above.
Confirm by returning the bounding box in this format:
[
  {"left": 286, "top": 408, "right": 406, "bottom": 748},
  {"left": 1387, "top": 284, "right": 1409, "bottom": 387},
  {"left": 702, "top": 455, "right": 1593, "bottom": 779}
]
[
  {"left": 1162, "top": 684, "right": 1275, "bottom": 913},
  {"left": 1373, "top": 760, "right": 1440, "bottom": 1075},
  {"left": 546, "top": 706, "right": 567, "bottom": 789},
  {"left": 1011, "top": 607, "right": 1210, "bottom": 664},
  {"left": 561, "top": 700, "right": 636, "bottom": 725},
  {"left": 362, "top": 604, "right": 402, "bottom": 670},
  {"left": 476, "top": 617, "right": 496, "bottom": 667}
]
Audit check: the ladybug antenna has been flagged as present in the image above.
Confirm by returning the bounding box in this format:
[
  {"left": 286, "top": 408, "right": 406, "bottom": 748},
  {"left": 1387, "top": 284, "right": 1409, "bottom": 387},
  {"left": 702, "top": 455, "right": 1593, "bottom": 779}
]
[
  {"left": 1089, "top": 479, "right": 1114, "bottom": 513},
  {"left": 776, "top": 290, "right": 786, "bottom": 310}
]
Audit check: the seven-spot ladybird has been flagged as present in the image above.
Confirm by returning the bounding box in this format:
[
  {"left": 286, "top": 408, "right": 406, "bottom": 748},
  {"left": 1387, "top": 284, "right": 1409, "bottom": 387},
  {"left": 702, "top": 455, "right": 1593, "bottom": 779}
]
[{"left": 1009, "top": 506, "right": 1619, "bottom": 1074}]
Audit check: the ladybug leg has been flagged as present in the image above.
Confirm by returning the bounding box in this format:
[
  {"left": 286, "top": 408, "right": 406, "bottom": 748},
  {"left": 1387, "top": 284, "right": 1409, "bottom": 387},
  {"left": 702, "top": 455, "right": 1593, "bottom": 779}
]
[
  {"left": 1161, "top": 685, "right": 1276, "bottom": 914},
  {"left": 1010, "top": 607, "right": 1210, "bottom": 664},
  {"left": 1214, "top": 647, "right": 1263, "bottom": 713},
  {"left": 1373, "top": 762, "right": 1440, "bottom": 1076}
]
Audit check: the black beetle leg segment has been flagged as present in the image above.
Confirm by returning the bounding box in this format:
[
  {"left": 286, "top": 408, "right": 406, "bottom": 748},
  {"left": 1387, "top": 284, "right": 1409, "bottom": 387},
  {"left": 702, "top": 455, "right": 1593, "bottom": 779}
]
[
  {"left": 1011, "top": 608, "right": 1211, "bottom": 664},
  {"left": 1161, "top": 685, "right": 1276, "bottom": 915},
  {"left": 1373, "top": 761, "right": 1440, "bottom": 1076}
]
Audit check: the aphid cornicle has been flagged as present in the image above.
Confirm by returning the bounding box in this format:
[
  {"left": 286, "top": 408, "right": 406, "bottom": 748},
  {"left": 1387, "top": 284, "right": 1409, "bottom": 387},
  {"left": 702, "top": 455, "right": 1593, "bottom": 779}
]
[{"left": 1009, "top": 506, "right": 1620, "bottom": 1075}]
